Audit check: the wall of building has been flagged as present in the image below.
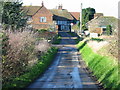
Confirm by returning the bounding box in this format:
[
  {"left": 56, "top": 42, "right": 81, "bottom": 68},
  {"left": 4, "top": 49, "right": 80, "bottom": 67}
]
[
  {"left": 89, "top": 27, "right": 103, "bottom": 34},
  {"left": 32, "top": 6, "right": 53, "bottom": 29},
  {"left": 56, "top": 20, "right": 71, "bottom": 31}
]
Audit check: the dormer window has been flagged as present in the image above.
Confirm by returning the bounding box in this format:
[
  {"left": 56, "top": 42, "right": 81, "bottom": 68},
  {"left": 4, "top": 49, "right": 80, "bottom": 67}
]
[{"left": 40, "top": 17, "right": 46, "bottom": 22}]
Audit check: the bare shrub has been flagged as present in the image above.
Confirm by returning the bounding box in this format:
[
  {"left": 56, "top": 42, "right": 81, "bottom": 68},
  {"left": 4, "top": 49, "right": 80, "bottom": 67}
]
[
  {"left": 38, "top": 31, "right": 57, "bottom": 40},
  {"left": 2, "top": 29, "right": 54, "bottom": 84},
  {"left": 35, "top": 40, "right": 50, "bottom": 52},
  {"left": 35, "top": 39, "right": 51, "bottom": 60},
  {"left": 97, "top": 30, "right": 118, "bottom": 60},
  {"left": 2, "top": 30, "right": 37, "bottom": 83},
  {"left": 107, "top": 32, "right": 118, "bottom": 59}
]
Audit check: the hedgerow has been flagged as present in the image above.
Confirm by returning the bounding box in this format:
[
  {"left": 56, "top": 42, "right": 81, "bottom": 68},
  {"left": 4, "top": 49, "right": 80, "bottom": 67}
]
[
  {"left": 3, "top": 47, "right": 58, "bottom": 88},
  {"left": 2, "top": 30, "right": 53, "bottom": 87}
]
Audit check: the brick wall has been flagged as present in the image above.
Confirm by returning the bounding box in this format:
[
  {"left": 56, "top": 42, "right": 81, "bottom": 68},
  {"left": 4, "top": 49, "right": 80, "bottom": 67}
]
[
  {"left": 89, "top": 27, "right": 103, "bottom": 34},
  {"left": 32, "top": 6, "right": 53, "bottom": 29}
]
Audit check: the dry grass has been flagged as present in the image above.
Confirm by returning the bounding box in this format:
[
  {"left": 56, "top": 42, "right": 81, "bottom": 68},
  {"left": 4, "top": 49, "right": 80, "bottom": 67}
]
[
  {"left": 99, "top": 33, "right": 118, "bottom": 60},
  {"left": 98, "top": 40, "right": 118, "bottom": 60},
  {"left": 88, "top": 34, "right": 118, "bottom": 61},
  {"left": 88, "top": 41, "right": 108, "bottom": 53}
]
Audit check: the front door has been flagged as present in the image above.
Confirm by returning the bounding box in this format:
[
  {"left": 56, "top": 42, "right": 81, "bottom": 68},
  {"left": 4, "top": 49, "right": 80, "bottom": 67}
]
[{"left": 58, "top": 25, "right": 61, "bottom": 31}]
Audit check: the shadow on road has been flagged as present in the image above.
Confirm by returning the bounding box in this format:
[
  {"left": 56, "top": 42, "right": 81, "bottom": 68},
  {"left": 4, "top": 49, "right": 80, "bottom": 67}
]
[
  {"left": 58, "top": 31, "right": 84, "bottom": 45},
  {"left": 27, "top": 31, "right": 98, "bottom": 89}
]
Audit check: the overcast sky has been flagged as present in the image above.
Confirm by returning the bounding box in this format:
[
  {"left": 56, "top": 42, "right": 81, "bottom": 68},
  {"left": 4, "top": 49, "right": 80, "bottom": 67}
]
[{"left": 22, "top": 0, "right": 119, "bottom": 18}]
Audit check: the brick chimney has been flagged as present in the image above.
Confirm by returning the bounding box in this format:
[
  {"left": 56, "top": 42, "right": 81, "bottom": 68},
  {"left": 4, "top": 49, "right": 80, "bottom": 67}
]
[
  {"left": 58, "top": 4, "right": 62, "bottom": 10},
  {"left": 42, "top": 1, "right": 44, "bottom": 6}
]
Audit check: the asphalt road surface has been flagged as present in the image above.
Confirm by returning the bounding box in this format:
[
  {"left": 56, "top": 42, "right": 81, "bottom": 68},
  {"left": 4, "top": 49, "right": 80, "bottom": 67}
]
[{"left": 27, "top": 31, "right": 98, "bottom": 89}]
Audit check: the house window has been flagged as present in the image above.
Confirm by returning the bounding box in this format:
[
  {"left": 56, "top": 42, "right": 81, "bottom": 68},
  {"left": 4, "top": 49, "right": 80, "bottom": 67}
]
[
  {"left": 40, "top": 17, "right": 46, "bottom": 22},
  {"left": 57, "top": 21, "right": 59, "bottom": 24}
]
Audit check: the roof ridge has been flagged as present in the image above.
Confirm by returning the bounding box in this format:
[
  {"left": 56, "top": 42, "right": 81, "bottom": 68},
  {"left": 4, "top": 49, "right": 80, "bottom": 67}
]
[
  {"left": 70, "top": 12, "right": 80, "bottom": 13},
  {"left": 100, "top": 16, "right": 115, "bottom": 18},
  {"left": 22, "top": 6, "right": 42, "bottom": 16},
  {"left": 23, "top": 5, "right": 42, "bottom": 7},
  {"left": 49, "top": 9, "right": 67, "bottom": 10}
]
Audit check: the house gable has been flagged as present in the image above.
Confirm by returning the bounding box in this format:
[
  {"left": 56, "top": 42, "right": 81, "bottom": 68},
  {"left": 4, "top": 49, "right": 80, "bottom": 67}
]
[
  {"left": 88, "top": 16, "right": 117, "bottom": 29},
  {"left": 69, "top": 12, "right": 80, "bottom": 21},
  {"left": 87, "top": 16, "right": 118, "bottom": 34},
  {"left": 23, "top": 3, "right": 54, "bottom": 29},
  {"left": 32, "top": 6, "right": 53, "bottom": 25},
  {"left": 23, "top": 3, "right": 78, "bottom": 30},
  {"left": 22, "top": 6, "right": 42, "bottom": 16},
  {"left": 50, "top": 9, "right": 74, "bottom": 21}
]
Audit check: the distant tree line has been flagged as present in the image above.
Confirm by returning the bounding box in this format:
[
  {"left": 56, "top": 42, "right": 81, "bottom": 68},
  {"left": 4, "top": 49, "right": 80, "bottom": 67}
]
[{"left": 78, "top": 7, "right": 96, "bottom": 31}]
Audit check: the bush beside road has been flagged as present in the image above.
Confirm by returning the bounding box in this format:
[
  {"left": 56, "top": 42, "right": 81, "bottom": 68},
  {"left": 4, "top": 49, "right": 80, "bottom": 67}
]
[{"left": 3, "top": 47, "right": 58, "bottom": 88}]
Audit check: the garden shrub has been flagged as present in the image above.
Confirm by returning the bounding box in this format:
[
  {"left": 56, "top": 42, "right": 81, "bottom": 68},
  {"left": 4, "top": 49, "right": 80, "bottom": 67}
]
[
  {"left": 2, "top": 29, "right": 57, "bottom": 87},
  {"left": 91, "top": 38, "right": 104, "bottom": 42},
  {"left": 35, "top": 39, "right": 51, "bottom": 59},
  {"left": 106, "top": 25, "right": 112, "bottom": 35},
  {"left": 2, "top": 31, "right": 37, "bottom": 85},
  {"left": 52, "top": 35, "right": 61, "bottom": 44},
  {"left": 3, "top": 47, "right": 58, "bottom": 88},
  {"left": 35, "top": 29, "right": 57, "bottom": 41}
]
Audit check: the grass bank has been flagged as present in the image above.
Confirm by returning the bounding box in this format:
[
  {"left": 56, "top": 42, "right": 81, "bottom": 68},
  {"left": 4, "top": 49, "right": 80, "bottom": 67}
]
[
  {"left": 77, "top": 41, "right": 119, "bottom": 89},
  {"left": 3, "top": 47, "right": 58, "bottom": 88}
]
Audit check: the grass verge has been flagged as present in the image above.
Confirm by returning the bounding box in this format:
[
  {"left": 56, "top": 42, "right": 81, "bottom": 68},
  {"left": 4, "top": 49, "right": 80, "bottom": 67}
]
[
  {"left": 3, "top": 47, "right": 58, "bottom": 88},
  {"left": 67, "top": 32, "right": 77, "bottom": 37},
  {"left": 90, "top": 38, "right": 104, "bottom": 42},
  {"left": 67, "top": 32, "right": 83, "bottom": 44},
  {"left": 77, "top": 41, "right": 119, "bottom": 89},
  {"left": 52, "top": 35, "right": 61, "bottom": 44}
]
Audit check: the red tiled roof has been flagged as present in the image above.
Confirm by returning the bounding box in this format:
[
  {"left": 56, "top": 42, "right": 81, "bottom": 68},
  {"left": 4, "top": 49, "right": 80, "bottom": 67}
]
[
  {"left": 69, "top": 12, "right": 80, "bottom": 20},
  {"left": 22, "top": 6, "right": 42, "bottom": 16}
]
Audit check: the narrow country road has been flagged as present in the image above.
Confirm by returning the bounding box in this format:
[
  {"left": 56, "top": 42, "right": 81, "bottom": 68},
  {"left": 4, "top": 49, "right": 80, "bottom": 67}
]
[{"left": 27, "top": 31, "right": 98, "bottom": 89}]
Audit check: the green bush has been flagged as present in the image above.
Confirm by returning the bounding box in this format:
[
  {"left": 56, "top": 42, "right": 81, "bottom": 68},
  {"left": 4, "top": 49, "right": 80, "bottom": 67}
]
[
  {"left": 90, "top": 38, "right": 104, "bottom": 42},
  {"left": 3, "top": 47, "right": 58, "bottom": 88},
  {"left": 52, "top": 35, "right": 61, "bottom": 44},
  {"left": 37, "top": 29, "right": 47, "bottom": 33},
  {"left": 77, "top": 41, "right": 119, "bottom": 89},
  {"left": 2, "top": 32, "right": 9, "bottom": 56},
  {"left": 106, "top": 25, "right": 112, "bottom": 35},
  {"left": 35, "top": 29, "right": 57, "bottom": 41}
]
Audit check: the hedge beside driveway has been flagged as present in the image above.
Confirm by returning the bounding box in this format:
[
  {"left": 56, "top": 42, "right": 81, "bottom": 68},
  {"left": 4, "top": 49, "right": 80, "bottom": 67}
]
[{"left": 3, "top": 47, "right": 58, "bottom": 88}]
